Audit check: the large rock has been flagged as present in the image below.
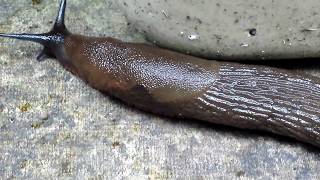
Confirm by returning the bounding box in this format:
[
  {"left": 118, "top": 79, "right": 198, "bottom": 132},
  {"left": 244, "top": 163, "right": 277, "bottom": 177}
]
[{"left": 117, "top": 0, "right": 320, "bottom": 60}]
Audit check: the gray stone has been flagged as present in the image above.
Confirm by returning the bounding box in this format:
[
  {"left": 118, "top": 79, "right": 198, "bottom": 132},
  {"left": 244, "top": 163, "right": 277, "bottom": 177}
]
[
  {"left": 117, "top": 0, "right": 320, "bottom": 60},
  {"left": 0, "top": 0, "right": 320, "bottom": 179}
]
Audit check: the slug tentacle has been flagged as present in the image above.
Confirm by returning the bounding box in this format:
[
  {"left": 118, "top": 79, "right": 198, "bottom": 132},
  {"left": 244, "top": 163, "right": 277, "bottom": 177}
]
[
  {"left": 0, "top": 33, "right": 51, "bottom": 45},
  {"left": 0, "top": 0, "right": 69, "bottom": 61},
  {"left": 37, "top": 47, "right": 56, "bottom": 62},
  {"left": 54, "top": 0, "right": 67, "bottom": 32}
]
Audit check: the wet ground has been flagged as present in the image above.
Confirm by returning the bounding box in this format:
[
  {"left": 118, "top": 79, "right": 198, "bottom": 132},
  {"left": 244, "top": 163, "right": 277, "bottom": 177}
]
[{"left": 0, "top": 0, "right": 319, "bottom": 179}]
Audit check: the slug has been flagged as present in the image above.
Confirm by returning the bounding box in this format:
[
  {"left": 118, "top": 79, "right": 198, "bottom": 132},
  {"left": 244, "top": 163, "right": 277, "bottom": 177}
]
[{"left": 1, "top": 0, "right": 320, "bottom": 148}]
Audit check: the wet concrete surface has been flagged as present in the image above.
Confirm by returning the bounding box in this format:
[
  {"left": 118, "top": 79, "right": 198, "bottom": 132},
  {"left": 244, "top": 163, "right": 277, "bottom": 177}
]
[{"left": 0, "top": 0, "right": 319, "bottom": 179}]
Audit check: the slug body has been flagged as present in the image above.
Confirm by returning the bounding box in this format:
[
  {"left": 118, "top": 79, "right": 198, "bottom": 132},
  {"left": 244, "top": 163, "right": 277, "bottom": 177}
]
[{"left": 1, "top": 0, "right": 320, "bottom": 147}]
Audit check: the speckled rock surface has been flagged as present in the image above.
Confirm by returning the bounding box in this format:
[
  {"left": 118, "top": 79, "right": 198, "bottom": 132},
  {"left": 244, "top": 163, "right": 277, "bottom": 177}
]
[
  {"left": 117, "top": 0, "right": 320, "bottom": 60},
  {"left": 0, "top": 0, "right": 320, "bottom": 179}
]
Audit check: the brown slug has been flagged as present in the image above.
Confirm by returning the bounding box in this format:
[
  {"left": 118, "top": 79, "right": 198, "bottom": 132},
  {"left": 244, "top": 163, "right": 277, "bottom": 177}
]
[{"left": 1, "top": 0, "right": 320, "bottom": 148}]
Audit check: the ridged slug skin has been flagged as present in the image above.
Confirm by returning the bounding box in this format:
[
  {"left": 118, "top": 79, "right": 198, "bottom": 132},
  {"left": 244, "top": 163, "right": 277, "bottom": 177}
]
[
  {"left": 63, "top": 35, "right": 320, "bottom": 147},
  {"left": 0, "top": 0, "right": 320, "bottom": 147}
]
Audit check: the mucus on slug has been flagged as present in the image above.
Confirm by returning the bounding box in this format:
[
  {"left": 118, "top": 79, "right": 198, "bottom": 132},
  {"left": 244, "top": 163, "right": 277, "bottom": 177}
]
[{"left": 1, "top": 0, "right": 320, "bottom": 148}]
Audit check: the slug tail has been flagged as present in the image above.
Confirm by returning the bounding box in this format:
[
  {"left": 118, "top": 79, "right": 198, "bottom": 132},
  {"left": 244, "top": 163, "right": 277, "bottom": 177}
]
[{"left": 0, "top": 0, "right": 69, "bottom": 61}]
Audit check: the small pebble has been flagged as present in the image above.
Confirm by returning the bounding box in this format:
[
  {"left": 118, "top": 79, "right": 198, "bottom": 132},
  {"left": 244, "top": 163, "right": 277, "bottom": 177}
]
[
  {"left": 249, "top": 28, "right": 256, "bottom": 36},
  {"left": 40, "top": 111, "right": 49, "bottom": 120},
  {"left": 161, "top": 10, "right": 169, "bottom": 18},
  {"left": 188, "top": 33, "right": 200, "bottom": 40},
  {"left": 240, "top": 43, "right": 249, "bottom": 47}
]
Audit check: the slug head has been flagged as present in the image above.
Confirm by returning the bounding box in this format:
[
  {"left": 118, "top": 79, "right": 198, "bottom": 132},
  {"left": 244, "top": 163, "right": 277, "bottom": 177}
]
[{"left": 0, "top": 0, "right": 70, "bottom": 62}]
